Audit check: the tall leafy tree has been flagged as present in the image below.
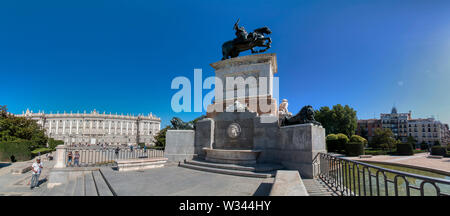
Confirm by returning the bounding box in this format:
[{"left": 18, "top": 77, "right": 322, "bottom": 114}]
[
  {"left": 371, "top": 128, "right": 397, "bottom": 151},
  {"left": 0, "top": 105, "right": 48, "bottom": 149},
  {"left": 315, "top": 104, "right": 357, "bottom": 137}
]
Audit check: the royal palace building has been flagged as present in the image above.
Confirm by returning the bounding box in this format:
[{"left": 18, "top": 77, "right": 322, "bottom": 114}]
[{"left": 17, "top": 109, "right": 161, "bottom": 146}]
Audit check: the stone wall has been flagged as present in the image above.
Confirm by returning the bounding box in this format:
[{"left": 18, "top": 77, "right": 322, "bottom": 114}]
[
  {"left": 277, "top": 124, "right": 326, "bottom": 179},
  {"left": 164, "top": 130, "right": 195, "bottom": 162},
  {"left": 213, "top": 111, "right": 258, "bottom": 150},
  {"left": 194, "top": 118, "right": 214, "bottom": 159}
]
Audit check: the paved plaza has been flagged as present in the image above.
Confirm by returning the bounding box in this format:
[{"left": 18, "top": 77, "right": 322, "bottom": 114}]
[
  {"left": 346, "top": 153, "right": 450, "bottom": 175},
  {"left": 0, "top": 159, "right": 55, "bottom": 196},
  {"left": 0, "top": 158, "right": 333, "bottom": 196},
  {"left": 101, "top": 163, "right": 275, "bottom": 196}
]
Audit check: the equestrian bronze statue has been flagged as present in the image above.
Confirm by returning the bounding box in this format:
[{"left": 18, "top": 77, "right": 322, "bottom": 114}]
[
  {"left": 221, "top": 19, "right": 272, "bottom": 60},
  {"left": 170, "top": 117, "right": 194, "bottom": 130}
]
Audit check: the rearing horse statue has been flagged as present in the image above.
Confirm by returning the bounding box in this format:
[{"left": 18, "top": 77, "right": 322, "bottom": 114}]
[{"left": 221, "top": 19, "right": 272, "bottom": 60}]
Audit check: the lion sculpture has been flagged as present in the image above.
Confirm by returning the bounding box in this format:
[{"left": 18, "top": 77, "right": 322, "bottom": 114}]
[{"left": 280, "top": 105, "right": 321, "bottom": 126}]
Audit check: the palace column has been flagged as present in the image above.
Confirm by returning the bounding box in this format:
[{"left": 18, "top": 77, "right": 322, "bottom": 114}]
[
  {"left": 62, "top": 120, "right": 66, "bottom": 135},
  {"left": 55, "top": 120, "right": 59, "bottom": 135}
]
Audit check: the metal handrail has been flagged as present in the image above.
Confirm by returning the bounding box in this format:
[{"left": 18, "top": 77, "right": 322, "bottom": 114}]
[{"left": 313, "top": 152, "right": 450, "bottom": 196}]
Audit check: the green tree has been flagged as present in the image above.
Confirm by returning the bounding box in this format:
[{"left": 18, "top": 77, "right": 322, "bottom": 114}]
[
  {"left": 0, "top": 105, "right": 47, "bottom": 150},
  {"left": 370, "top": 128, "right": 396, "bottom": 151},
  {"left": 154, "top": 125, "right": 170, "bottom": 148},
  {"left": 315, "top": 104, "right": 357, "bottom": 137}
]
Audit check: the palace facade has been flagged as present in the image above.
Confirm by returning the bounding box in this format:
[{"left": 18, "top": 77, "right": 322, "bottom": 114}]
[{"left": 17, "top": 109, "right": 161, "bottom": 146}]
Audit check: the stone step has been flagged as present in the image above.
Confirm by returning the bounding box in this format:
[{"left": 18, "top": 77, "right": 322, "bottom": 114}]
[
  {"left": 84, "top": 172, "right": 98, "bottom": 196},
  {"left": 63, "top": 177, "right": 77, "bottom": 196},
  {"left": 92, "top": 171, "right": 113, "bottom": 196},
  {"left": 179, "top": 163, "right": 274, "bottom": 178},
  {"left": 185, "top": 160, "right": 283, "bottom": 172},
  {"left": 72, "top": 176, "right": 85, "bottom": 196},
  {"left": 45, "top": 184, "right": 66, "bottom": 196}
]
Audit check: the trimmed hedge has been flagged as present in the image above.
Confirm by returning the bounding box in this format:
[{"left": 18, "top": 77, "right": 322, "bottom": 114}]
[
  {"left": 397, "top": 143, "right": 414, "bottom": 156},
  {"left": 350, "top": 135, "right": 367, "bottom": 144},
  {"left": 345, "top": 142, "right": 364, "bottom": 156},
  {"left": 31, "top": 148, "right": 53, "bottom": 157},
  {"left": 0, "top": 140, "right": 32, "bottom": 162},
  {"left": 431, "top": 146, "right": 447, "bottom": 156},
  {"left": 364, "top": 149, "right": 387, "bottom": 155},
  {"left": 326, "top": 133, "right": 349, "bottom": 153}
]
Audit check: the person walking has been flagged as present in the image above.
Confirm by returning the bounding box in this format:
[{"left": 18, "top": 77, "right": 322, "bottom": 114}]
[
  {"left": 115, "top": 147, "right": 120, "bottom": 158},
  {"left": 74, "top": 151, "right": 80, "bottom": 167},
  {"left": 30, "top": 158, "right": 43, "bottom": 189},
  {"left": 144, "top": 145, "right": 147, "bottom": 153},
  {"left": 67, "top": 151, "right": 73, "bottom": 167}
]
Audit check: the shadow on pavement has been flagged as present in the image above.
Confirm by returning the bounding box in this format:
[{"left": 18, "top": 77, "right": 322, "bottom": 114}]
[
  {"left": 253, "top": 182, "right": 272, "bottom": 196},
  {"left": 0, "top": 163, "right": 11, "bottom": 169}
]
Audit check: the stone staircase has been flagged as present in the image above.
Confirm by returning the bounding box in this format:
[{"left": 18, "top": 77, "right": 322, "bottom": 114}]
[
  {"left": 179, "top": 159, "right": 283, "bottom": 178},
  {"left": 36, "top": 170, "right": 115, "bottom": 196}
]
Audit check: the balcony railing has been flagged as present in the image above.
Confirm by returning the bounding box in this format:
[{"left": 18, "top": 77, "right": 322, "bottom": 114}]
[
  {"left": 313, "top": 153, "right": 450, "bottom": 196},
  {"left": 64, "top": 146, "right": 165, "bottom": 167}
]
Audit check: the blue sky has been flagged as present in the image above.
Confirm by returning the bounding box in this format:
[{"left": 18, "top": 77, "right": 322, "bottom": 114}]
[{"left": 1, "top": 0, "right": 450, "bottom": 127}]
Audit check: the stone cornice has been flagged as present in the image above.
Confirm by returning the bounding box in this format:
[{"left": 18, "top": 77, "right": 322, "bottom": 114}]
[
  {"left": 16, "top": 112, "right": 161, "bottom": 122},
  {"left": 210, "top": 53, "right": 277, "bottom": 74}
]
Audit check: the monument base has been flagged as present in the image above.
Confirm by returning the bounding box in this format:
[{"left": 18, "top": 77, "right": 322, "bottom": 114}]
[
  {"left": 164, "top": 130, "right": 196, "bottom": 162},
  {"left": 203, "top": 148, "right": 261, "bottom": 165}
]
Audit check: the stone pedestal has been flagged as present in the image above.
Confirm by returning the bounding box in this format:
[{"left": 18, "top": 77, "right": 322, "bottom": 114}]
[
  {"left": 277, "top": 124, "right": 326, "bottom": 178},
  {"left": 207, "top": 53, "right": 278, "bottom": 117},
  {"left": 203, "top": 148, "right": 261, "bottom": 165},
  {"left": 53, "top": 145, "right": 66, "bottom": 168},
  {"left": 164, "top": 130, "right": 195, "bottom": 162}
]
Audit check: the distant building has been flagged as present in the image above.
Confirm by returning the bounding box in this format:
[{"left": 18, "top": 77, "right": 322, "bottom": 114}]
[
  {"left": 16, "top": 109, "right": 161, "bottom": 146},
  {"left": 407, "top": 118, "right": 448, "bottom": 147},
  {"left": 380, "top": 107, "right": 411, "bottom": 142},
  {"left": 357, "top": 107, "right": 449, "bottom": 147},
  {"left": 356, "top": 119, "right": 382, "bottom": 142}
]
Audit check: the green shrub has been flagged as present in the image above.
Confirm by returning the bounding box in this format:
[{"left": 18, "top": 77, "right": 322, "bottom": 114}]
[
  {"left": 326, "top": 134, "right": 339, "bottom": 152},
  {"left": 413, "top": 149, "right": 427, "bottom": 154},
  {"left": 345, "top": 142, "right": 364, "bottom": 156},
  {"left": 48, "top": 138, "right": 64, "bottom": 150},
  {"left": 138, "top": 143, "right": 145, "bottom": 148},
  {"left": 396, "top": 143, "right": 414, "bottom": 156},
  {"left": 350, "top": 135, "right": 367, "bottom": 144},
  {"left": 364, "top": 149, "right": 387, "bottom": 155},
  {"left": 335, "top": 133, "right": 349, "bottom": 153},
  {"left": 0, "top": 140, "right": 32, "bottom": 161},
  {"left": 31, "top": 147, "right": 53, "bottom": 157},
  {"left": 431, "top": 146, "right": 447, "bottom": 156}
]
